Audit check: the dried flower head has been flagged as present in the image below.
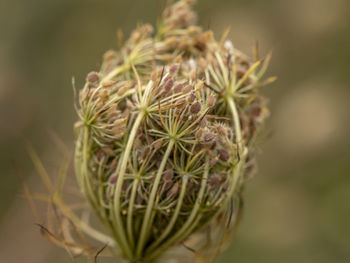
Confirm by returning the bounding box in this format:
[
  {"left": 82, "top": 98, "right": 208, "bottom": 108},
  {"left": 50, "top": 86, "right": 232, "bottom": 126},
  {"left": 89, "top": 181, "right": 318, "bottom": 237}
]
[{"left": 36, "top": 1, "right": 274, "bottom": 262}]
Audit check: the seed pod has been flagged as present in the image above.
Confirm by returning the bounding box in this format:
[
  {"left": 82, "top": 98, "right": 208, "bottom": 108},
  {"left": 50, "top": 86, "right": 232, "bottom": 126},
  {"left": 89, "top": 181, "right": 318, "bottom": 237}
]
[
  {"left": 165, "top": 37, "right": 179, "bottom": 48},
  {"left": 139, "top": 146, "right": 151, "bottom": 161},
  {"left": 216, "top": 124, "right": 227, "bottom": 137},
  {"left": 114, "top": 132, "right": 124, "bottom": 140},
  {"left": 182, "top": 84, "right": 193, "bottom": 94},
  {"left": 190, "top": 101, "right": 201, "bottom": 114},
  {"left": 117, "top": 84, "right": 129, "bottom": 96},
  {"left": 109, "top": 174, "right": 118, "bottom": 184},
  {"left": 195, "top": 128, "right": 203, "bottom": 139},
  {"left": 198, "top": 57, "right": 208, "bottom": 69},
  {"left": 102, "top": 147, "right": 114, "bottom": 155},
  {"left": 170, "top": 64, "right": 179, "bottom": 74},
  {"left": 164, "top": 78, "right": 174, "bottom": 91},
  {"left": 100, "top": 89, "right": 109, "bottom": 104},
  {"left": 167, "top": 182, "right": 179, "bottom": 198},
  {"left": 218, "top": 149, "right": 230, "bottom": 161},
  {"left": 109, "top": 159, "right": 117, "bottom": 171},
  {"left": 179, "top": 36, "right": 189, "bottom": 50},
  {"left": 203, "top": 132, "right": 214, "bottom": 142},
  {"left": 187, "top": 92, "right": 196, "bottom": 103},
  {"left": 146, "top": 135, "right": 154, "bottom": 144},
  {"left": 173, "top": 83, "right": 184, "bottom": 93},
  {"left": 208, "top": 177, "right": 220, "bottom": 188},
  {"left": 210, "top": 157, "right": 218, "bottom": 166},
  {"left": 199, "top": 117, "right": 207, "bottom": 127},
  {"left": 113, "top": 118, "right": 126, "bottom": 126},
  {"left": 163, "top": 181, "right": 172, "bottom": 191},
  {"left": 87, "top": 72, "right": 99, "bottom": 83},
  {"left": 237, "top": 68, "right": 246, "bottom": 78},
  {"left": 188, "top": 25, "right": 201, "bottom": 35},
  {"left": 102, "top": 80, "right": 117, "bottom": 87},
  {"left": 207, "top": 94, "right": 216, "bottom": 107},
  {"left": 163, "top": 169, "right": 174, "bottom": 181},
  {"left": 176, "top": 99, "right": 186, "bottom": 109}
]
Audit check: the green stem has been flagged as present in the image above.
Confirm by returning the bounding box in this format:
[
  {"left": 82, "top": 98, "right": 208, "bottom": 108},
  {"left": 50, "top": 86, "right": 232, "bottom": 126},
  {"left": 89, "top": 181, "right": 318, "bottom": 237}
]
[
  {"left": 82, "top": 127, "right": 99, "bottom": 209},
  {"left": 146, "top": 159, "right": 209, "bottom": 259},
  {"left": 126, "top": 176, "right": 140, "bottom": 249},
  {"left": 227, "top": 95, "right": 247, "bottom": 197},
  {"left": 226, "top": 97, "right": 242, "bottom": 147},
  {"left": 74, "top": 129, "right": 84, "bottom": 189},
  {"left": 146, "top": 175, "right": 189, "bottom": 252},
  {"left": 113, "top": 112, "right": 145, "bottom": 259},
  {"left": 136, "top": 140, "right": 175, "bottom": 257},
  {"left": 81, "top": 127, "right": 124, "bottom": 253}
]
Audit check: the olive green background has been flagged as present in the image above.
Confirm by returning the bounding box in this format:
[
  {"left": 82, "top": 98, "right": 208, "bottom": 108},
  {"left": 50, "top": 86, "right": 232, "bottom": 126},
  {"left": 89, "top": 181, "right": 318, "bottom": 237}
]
[{"left": 1, "top": 0, "right": 349, "bottom": 262}]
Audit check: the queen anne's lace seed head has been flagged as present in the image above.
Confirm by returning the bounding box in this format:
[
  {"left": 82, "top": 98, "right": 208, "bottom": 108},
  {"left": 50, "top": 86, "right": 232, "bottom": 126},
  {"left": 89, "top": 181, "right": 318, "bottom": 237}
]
[{"left": 72, "top": 1, "right": 273, "bottom": 262}]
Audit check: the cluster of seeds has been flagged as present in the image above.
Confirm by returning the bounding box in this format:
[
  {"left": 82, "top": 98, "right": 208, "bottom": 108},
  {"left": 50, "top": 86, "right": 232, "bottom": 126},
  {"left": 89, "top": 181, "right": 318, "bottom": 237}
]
[{"left": 74, "top": 0, "right": 272, "bottom": 262}]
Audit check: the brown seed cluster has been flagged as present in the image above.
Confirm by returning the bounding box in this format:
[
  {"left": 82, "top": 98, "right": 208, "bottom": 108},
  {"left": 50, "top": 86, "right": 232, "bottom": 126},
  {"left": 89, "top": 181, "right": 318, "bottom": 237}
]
[{"left": 74, "top": 0, "right": 272, "bottom": 262}]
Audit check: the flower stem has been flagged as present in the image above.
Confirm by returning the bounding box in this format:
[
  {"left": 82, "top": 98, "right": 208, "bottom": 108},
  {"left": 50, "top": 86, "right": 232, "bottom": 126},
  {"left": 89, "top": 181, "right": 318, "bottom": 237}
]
[
  {"left": 136, "top": 139, "right": 175, "bottom": 257},
  {"left": 146, "top": 158, "right": 209, "bottom": 260},
  {"left": 147, "top": 175, "right": 189, "bottom": 251},
  {"left": 226, "top": 96, "right": 242, "bottom": 147},
  {"left": 126, "top": 176, "right": 139, "bottom": 249},
  {"left": 113, "top": 112, "right": 145, "bottom": 259}
]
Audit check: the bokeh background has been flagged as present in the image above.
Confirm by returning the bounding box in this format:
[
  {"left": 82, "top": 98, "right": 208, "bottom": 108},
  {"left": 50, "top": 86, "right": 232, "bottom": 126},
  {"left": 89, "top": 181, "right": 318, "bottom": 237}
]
[{"left": 1, "top": 0, "right": 349, "bottom": 262}]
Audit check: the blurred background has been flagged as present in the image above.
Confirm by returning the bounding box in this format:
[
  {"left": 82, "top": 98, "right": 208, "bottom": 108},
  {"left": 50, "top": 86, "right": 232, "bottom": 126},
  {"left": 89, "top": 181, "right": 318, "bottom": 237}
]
[{"left": 1, "top": 0, "right": 349, "bottom": 262}]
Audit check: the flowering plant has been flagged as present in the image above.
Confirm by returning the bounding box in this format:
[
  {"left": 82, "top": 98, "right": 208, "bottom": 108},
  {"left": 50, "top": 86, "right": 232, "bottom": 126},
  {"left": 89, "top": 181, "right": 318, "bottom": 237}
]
[{"left": 32, "top": 1, "right": 274, "bottom": 262}]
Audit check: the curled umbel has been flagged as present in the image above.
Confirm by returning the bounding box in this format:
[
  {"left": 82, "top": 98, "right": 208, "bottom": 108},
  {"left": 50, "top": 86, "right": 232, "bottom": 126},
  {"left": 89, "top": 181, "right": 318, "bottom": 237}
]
[{"left": 74, "top": 0, "right": 272, "bottom": 262}]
